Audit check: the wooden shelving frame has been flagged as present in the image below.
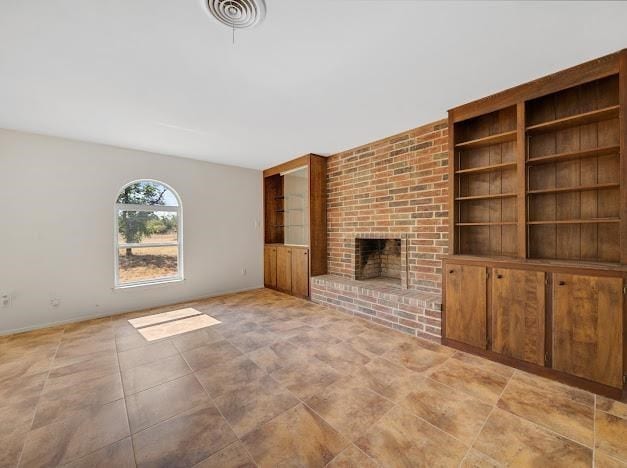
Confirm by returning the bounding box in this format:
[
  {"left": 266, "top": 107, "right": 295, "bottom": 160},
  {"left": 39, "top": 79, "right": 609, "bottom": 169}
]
[{"left": 448, "top": 49, "right": 626, "bottom": 265}]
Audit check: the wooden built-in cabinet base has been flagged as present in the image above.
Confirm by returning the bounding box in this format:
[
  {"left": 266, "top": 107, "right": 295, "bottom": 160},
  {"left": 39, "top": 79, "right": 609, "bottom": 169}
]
[
  {"left": 264, "top": 244, "right": 309, "bottom": 298},
  {"left": 443, "top": 256, "right": 626, "bottom": 400}
]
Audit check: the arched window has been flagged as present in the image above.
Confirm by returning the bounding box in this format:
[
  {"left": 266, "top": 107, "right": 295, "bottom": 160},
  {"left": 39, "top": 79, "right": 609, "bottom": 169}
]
[{"left": 114, "top": 180, "right": 183, "bottom": 287}]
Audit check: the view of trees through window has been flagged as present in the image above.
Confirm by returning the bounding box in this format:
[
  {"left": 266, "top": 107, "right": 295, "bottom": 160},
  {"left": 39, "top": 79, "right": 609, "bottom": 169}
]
[{"left": 115, "top": 181, "right": 181, "bottom": 285}]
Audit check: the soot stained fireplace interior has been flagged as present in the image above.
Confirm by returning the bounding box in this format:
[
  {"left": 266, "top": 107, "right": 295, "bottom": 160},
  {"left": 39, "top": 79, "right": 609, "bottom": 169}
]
[{"left": 355, "top": 238, "right": 403, "bottom": 288}]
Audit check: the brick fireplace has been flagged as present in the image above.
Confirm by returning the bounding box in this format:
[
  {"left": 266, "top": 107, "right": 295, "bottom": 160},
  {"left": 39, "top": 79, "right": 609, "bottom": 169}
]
[
  {"left": 354, "top": 234, "right": 407, "bottom": 289},
  {"left": 311, "top": 119, "right": 449, "bottom": 342}
]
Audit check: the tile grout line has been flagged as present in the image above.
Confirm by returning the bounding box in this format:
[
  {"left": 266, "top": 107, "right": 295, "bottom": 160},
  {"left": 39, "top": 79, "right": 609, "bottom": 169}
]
[
  {"left": 114, "top": 325, "right": 139, "bottom": 468},
  {"left": 178, "top": 347, "right": 260, "bottom": 467},
  {"left": 457, "top": 364, "right": 517, "bottom": 468},
  {"left": 14, "top": 326, "right": 64, "bottom": 468}
]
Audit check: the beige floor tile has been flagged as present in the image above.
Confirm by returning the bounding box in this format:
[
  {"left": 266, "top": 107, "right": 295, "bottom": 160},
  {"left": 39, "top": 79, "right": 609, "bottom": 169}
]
[
  {"left": 400, "top": 377, "right": 492, "bottom": 445},
  {"left": 598, "top": 396, "right": 627, "bottom": 419},
  {"left": 451, "top": 351, "right": 515, "bottom": 379},
  {"left": 497, "top": 372, "right": 594, "bottom": 446},
  {"left": 121, "top": 353, "right": 191, "bottom": 395},
  {"left": 328, "top": 444, "right": 378, "bottom": 468},
  {"left": 314, "top": 341, "right": 372, "bottom": 374},
  {"left": 306, "top": 376, "right": 394, "bottom": 441},
  {"left": 350, "top": 357, "right": 424, "bottom": 402},
  {"left": 595, "top": 410, "right": 627, "bottom": 462},
  {"left": 20, "top": 399, "right": 130, "bottom": 467},
  {"left": 116, "top": 331, "right": 151, "bottom": 352},
  {"left": 383, "top": 341, "right": 452, "bottom": 373},
  {"left": 227, "top": 328, "right": 279, "bottom": 353},
  {"left": 246, "top": 340, "right": 307, "bottom": 373},
  {"left": 118, "top": 341, "right": 178, "bottom": 370},
  {"left": 193, "top": 441, "right": 255, "bottom": 467},
  {"left": 33, "top": 371, "right": 123, "bottom": 429},
  {"left": 428, "top": 355, "right": 510, "bottom": 405},
  {"left": 50, "top": 350, "right": 119, "bottom": 379},
  {"left": 132, "top": 404, "right": 237, "bottom": 468},
  {"left": 214, "top": 374, "right": 299, "bottom": 437},
  {"left": 355, "top": 405, "right": 468, "bottom": 467},
  {"left": 170, "top": 328, "right": 224, "bottom": 353},
  {"left": 460, "top": 449, "right": 505, "bottom": 467},
  {"left": 595, "top": 450, "right": 627, "bottom": 468},
  {"left": 179, "top": 340, "right": 242, "bottom": 372},
  {"left": 126, "top": 374, "right": 211, "bottom": 433},
  {"left": 270, "top": 357, "right": 341, "bottom": 400},
  {"left": 0, "top": 421, "right": 30, "bottom": 468},
  {"left": 473, "top": 408, "right": 591, "bottom": 467},
  {"left": 287, "top": 328, "right": 343, "bottom": 348},
  {"left": 60, "top": 437, "right": 135, "bottom": 468},
  {"left": 194, "top": 355, "right": 266, "bottom": 398},
  {"left": 242, "top": 404, "right": 348, "bottom": 468}
]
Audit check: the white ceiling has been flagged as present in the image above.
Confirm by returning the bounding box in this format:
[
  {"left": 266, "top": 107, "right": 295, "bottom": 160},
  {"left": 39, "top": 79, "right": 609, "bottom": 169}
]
[{"left": 1, "top": 1, "right": 626, "bottom": 170}]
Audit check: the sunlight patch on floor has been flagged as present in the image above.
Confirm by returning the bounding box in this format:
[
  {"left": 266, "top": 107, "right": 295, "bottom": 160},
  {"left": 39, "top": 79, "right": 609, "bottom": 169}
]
[
  {"left": 136, "top": 314, "right": 221, "bottom": 341},
  {"left": 128, "top": 307, "right": 201, "bottom": 328}
]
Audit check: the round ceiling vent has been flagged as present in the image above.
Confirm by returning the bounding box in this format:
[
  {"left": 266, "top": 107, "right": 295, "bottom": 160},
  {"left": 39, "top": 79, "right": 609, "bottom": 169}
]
[{"left": 206, "top": 0, "right": 266, "bottom": 29}]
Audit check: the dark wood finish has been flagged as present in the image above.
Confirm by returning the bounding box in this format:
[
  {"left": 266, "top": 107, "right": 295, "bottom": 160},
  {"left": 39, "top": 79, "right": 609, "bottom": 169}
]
[
  {"left": 276, "top": 246, "right": 292, "bottom": 293},
  {"left": 491, "top": 268, "right": 545, "bottom": 365},
  {"left": 291, "top": 247, "right": 309, "bottom": 298},
  {"left": 526, "top": 105, "right": 620, "bottom": 133},
  {"left": 263, "top": 154, "right": 328, "bottom": 299},
  {"left": 526, "top": 145, "right": 620, "bottom": 166},
  {"left": 264, "top": 245, "right": 277, "bottom": 288},
  {"left": 553, "top": 273, "right": 624, "bottom": 388},
  {"left": 455, "top": 130, "right": 517, "bottom": 149},
  {"left": 620, "top": 49, "right": 627, "bottom": 264},
  {"left": 309, "top": 155, "right": 327, "bottom": 277},
  {"left": 444, "top": 264, "right": 487, "bottom": 349},
  {"left": 516, "top": 102, "right": 527, "bottom": 258}
]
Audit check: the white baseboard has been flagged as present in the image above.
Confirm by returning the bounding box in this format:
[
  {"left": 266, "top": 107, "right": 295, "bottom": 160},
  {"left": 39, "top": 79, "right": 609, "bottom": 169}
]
[{"left": 0, "top": 285, "right": 264, "bottom": 337}]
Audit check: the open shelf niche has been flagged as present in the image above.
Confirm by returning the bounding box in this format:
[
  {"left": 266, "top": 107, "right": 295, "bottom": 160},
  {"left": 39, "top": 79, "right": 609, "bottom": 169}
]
[{"left": 453, "top": 105, "right": 519, "bottom": 257}]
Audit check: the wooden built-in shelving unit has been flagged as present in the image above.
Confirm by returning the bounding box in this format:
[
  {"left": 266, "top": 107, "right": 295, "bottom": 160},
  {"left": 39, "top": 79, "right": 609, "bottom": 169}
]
[{"left": 444, "top": 49, "right": 627, "bottom": 399}]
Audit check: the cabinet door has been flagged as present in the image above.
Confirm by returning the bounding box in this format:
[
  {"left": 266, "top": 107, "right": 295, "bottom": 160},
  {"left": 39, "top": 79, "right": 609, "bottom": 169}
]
[
  {"left": 291, "top": 248, "right": 309, "bottom": 298},
  {"left": 276, "top": 247, "right": 292, "bottom": 293},
  {"left": 264, "top": 246, "right": 277, "bottom": 289},
  {"left": 492, "top": 268, "right": 546, "bottom": 365},
  {"left": 445, "top": 264, "right": 487, "bottom": 349},
  {"left": 553, "top": 274, "right": 623, "bottom": 388}
]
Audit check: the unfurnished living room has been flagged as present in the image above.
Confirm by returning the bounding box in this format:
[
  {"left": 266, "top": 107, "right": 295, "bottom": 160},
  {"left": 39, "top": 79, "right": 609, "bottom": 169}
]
[{"left": 1, "top": 1, "right": 627, "bottom": 467}]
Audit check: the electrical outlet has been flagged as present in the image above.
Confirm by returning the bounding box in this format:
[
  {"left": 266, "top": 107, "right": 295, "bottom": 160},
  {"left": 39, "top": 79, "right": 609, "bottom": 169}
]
[
  {"left": 241, "top": 268, "right": 247, "bottom": 276},
  {"left": 50, "top": 298, "right": 60, "bottom": 308},
  {"left": 0, "top": 293, "right": 10, "bottom": 307}
]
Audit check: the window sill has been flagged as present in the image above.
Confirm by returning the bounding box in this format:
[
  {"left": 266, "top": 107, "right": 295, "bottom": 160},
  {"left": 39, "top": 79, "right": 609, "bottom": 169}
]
[{"left": 113, "top": 278, "right": 184, "bottom": 291}]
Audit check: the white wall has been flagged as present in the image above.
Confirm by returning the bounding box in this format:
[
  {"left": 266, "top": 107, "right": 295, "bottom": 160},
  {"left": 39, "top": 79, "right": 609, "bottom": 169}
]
[{"left": 0, "top": 129, "right": 263, "bottom": 334}]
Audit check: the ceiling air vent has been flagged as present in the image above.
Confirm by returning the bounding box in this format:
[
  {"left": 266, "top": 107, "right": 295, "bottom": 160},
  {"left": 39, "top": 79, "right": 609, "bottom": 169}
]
[{"left": 206, "top": 0, "right": 266, "bottom": 29}]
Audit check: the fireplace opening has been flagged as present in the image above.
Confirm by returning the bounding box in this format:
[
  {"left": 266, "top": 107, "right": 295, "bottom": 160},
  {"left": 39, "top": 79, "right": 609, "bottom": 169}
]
[{"left": 355, "top": 238, "right": 401, "bottom": 287}]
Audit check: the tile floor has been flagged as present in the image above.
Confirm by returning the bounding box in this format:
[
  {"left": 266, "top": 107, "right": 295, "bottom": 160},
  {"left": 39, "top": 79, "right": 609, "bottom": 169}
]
[{"left": 1, "top": 288, "right": 626, "bottom": 467}]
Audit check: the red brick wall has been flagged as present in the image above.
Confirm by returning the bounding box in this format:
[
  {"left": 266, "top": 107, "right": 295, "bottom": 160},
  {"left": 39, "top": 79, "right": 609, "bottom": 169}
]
[{"left": 326, "top": 119, "right": 449, "bottom": 293}]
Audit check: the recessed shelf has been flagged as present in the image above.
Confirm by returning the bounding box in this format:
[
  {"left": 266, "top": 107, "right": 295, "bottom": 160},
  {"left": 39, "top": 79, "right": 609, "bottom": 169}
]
[
  {"left": 527, "top": 218, "right": 620, "bottom": 225},
  {"left": 456, "top": 162, "right": 517, "bottom": 175},
  {"left": 455, "top": 130, "right": 517, "bottom": 149},
  {"left": 526, "top": 145, "right": 620, "bottom": 166},
  {"left": 456, "top": 222, "right": 517, "bottom": 226},
  {"left": 455, "top": 193, "right": 517, "bottom": 201},
  {"left": 527, "top": 183, "right": 620, "bottom": 195},
  {"left": 526, "top": 105, "right": 619, "bottom": 134}
]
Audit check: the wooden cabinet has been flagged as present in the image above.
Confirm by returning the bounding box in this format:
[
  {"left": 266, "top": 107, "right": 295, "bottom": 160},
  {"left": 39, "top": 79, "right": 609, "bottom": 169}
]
[
  {"left": 276, "top": 247, "right": 292, "bottom": 293},
  {"left": 445, "top": 264, "right": 487, "bottom": 349},
  {"left": 262, "top": 154, "right": 327, "bottom": 299},
  {"left": 265, "top": 245, "right": 310, "bottom": 298},
  {"left": 492, "top": 268, "right": 546, "bottom": 366},
  {"left": 264, "top": 245, "right": 277, "bottom": 288},
  {"left": 291, "top": 247, "right": 309, "bottom": 298},
  {"left": 553, "top": 274, "right": 624, "bottom": 388}
]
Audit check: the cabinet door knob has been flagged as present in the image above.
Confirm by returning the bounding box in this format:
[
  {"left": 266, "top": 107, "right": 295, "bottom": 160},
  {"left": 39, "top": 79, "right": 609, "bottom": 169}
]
[
  {"left": 496, "top": 274, "right": 503, "bottom": 279},
  {"left": 558, "top": 281, "right": 566, "bottom": 286},
  {"left": 448, "top": 270, "right": 454, "bottom": 274}
]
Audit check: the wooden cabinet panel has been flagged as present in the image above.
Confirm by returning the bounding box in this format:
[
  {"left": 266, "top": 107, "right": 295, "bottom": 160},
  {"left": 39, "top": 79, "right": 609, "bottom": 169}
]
[
  {"left": 445, "top": 264, "right": 487, "bottom": 349},
  {"left": 492, "top": 268, "right": 546, "bottom": 365},
  {"left": 553, "top": 273, "right": 624, "bottom": 388},
  {"left": 264, "top": 246, "right": 277, "bottom": 288},
  {"left": 291, "top": 248, "right": 309, "bottom": 298},
  {"left": 276, "top": 247, "right": 292, "bottom": 293}
]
